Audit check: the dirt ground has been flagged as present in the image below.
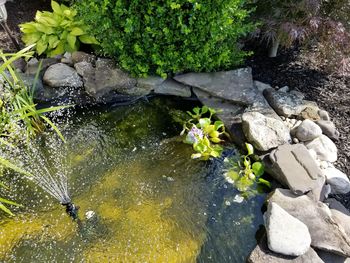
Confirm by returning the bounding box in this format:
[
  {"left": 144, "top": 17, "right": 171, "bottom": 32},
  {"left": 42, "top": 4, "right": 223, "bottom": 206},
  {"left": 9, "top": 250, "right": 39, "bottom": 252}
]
[{"left": 2, "top": 0, "right": 350, "bottom": 207}]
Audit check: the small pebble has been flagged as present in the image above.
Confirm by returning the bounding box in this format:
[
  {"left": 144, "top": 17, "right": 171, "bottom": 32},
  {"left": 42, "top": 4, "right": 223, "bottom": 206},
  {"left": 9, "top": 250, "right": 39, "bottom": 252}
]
[
  {"left": 225, "top": 200, "right": 231, "bottom": 206},
  {"left": 279, "top": 86, "right": 289, "bottom": 92},
  {"left": 233, "top": 195, "right": 244, "bottom": 203},
  {"left": 293, "top": 138, "right": 299, "bottom": 144}
]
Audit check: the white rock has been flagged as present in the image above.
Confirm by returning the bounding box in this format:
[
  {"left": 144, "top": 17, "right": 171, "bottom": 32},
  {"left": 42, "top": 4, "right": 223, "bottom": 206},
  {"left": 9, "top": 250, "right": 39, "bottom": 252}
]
[
  {"left": 324, "top": 167, "right": 350, "bottom": 194},
  {"left": 305, "top": 135, "right": 337, "bottom": 162},
  {"left": 242, "top": 112, "right": 291, "bottom": 151},
  {"left": 296, "top": 119, "right": 322, "bottom": 141},
  {"left": 308, "top": 149, "right": 318, "bottom": 161},
  {"left": 265, "top": 202, "right": 311, "bottom": 256}
]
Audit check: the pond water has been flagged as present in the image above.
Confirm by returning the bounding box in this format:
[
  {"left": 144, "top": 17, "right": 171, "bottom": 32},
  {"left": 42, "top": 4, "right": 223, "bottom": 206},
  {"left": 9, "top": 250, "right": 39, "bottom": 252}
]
[{"left": 0, "top": 98, "right": 266, "bottom": 262}]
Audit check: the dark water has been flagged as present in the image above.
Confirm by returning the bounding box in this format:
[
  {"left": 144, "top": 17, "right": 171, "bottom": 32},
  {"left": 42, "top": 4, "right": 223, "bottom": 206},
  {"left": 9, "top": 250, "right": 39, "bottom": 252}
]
[{"left": 0, "top": 98, "right": 265, "bottom": 262}]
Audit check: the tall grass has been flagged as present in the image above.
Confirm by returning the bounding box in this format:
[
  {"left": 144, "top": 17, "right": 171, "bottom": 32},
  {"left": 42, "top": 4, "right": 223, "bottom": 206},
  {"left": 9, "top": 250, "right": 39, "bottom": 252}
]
[{"left": 0, "top": 45, "right": 69, "bottom": 215}]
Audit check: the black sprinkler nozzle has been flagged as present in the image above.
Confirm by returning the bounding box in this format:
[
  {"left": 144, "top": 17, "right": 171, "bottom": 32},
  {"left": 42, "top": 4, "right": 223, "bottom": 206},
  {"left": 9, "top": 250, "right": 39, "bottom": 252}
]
[{"left": 62, "top": 202, "right": 80, "bottom": 220}]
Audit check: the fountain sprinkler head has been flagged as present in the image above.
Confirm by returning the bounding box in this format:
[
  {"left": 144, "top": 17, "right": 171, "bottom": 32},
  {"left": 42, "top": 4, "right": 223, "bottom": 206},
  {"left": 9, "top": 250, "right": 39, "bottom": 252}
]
[{"left": 62, "top": 202, "right": 80, "bottom": 220}]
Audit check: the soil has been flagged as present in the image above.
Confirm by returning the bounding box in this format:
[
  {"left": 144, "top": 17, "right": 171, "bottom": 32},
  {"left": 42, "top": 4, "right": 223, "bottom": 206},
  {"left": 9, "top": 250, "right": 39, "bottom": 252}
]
[{"left": 1, "top": 0, "right": 350, "bottom": 208}]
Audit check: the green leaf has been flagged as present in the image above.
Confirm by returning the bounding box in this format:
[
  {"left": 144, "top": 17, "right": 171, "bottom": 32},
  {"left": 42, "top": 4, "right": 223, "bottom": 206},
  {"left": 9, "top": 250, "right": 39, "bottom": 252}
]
[
  {"left": 245, "top": 143, "right": 254, "bottom": 155},
  {"left": 70, "top": 27, "right": 85, "bottom": 36},
  {"left": 48, "top": 35, "right": 59, "bottom": 48},
  {"left": 258, "top": 178, "right": 271, "bottom": 188},
  {"left": 199, "top": 118, "right": 211, "bottom": 129},
  {"left": 22, "top": 33, "right": 42, "bottom": 45},
  {"left": 79, "top": 35, "right": 99, "bottom": 44},
  {"left": 36, "top": 39, "right": 48, "bottom": 55},
  {"left": 0, "top": 203, "right": 14, "bottom": 216},
  {"left": 214, "top": 121, "right": 224, "bottom": 130},
  {"left": 201, "top": 106, "right": 209, "bottom": 114},
  {"left": 252, "top": 162, "right": 265, "bottom": 177},
  {"left": 34, "top": 23, "right": 54, "bottom": 34},
  {"left": 226, "top": 170, "right": 240, "bottom": 181},
  {"left": 51, "top": 0, "right": 62, "bottom": 15},
  {"left": 67, "top": 33, "right": 77, "bottom": 50},
  {"left": 0, "top": 157, "right": 33, "bottom": 177},
  {"left": 0, "top": 197, "right": 21, "bottom": 207}
]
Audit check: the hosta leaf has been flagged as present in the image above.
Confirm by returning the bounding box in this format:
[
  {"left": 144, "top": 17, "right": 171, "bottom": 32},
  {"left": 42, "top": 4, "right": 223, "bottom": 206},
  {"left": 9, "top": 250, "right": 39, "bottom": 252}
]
[
  {"left": 22, "top": 32, "right": 42, "bottom": 45},
  {"left": 48, "top": 35, "right": 59, "bottom": 48},
  {"left": 19, "top": 23, "right": 37, "bottom": 34},
  {"left": 51, "top": 0, "right": 62, "bottom": 15},
  {"left": 67, "top": 33, "right": 76, "bottom": 50},
  {"left": 79, "top": 34, "right": 99, "bottom": 44},
  {"left": 34, "top": 23, "right": 54, "bottom": 34},
  {"left": 70, "top": 27, "right": 85, "bottom": 36},
  {"left": 48, "top": 40, "right": 65, "bottom": 56},
  {"left": 36, "top": 39, "right": 48, "bottom": 55}
]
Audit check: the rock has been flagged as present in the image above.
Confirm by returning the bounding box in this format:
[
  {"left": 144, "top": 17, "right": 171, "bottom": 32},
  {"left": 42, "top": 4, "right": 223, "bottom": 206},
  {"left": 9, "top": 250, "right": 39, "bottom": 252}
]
[
  {"left": 289, "top": 90, "right": 305, "bottom": 100},
  {"left": 269, "top": 188, "right": 350, "bottom": 257},
  {"left": 71, "top": 51, "right": 96, "bottom": 64},
  {"left": 26, "top": 57, "right": 59, "bottom": 75},
  {"left": 296, "top": 119, "right": 322, "bottom": 142},
  {"left": 74, "top": 61, "right": 94, "bottom": 77},
  {"left": 265, "top": 202, "right": 311, "bottom": 256},
  {"left": 305, "top": 135, "right": 337, "bottom": 162},
  {"left": 300, "top": 107, "right": 320, "bottom": 121},
  {"left": 264, "top": 88, "right": 319, "bottom": 118},
  {"left": 317, "top": 250, "right": 350, "bottom": 263},
  {"left": 278, "top": 86, "right": 289, "bottom": 92},
  {"left": 267, "top": 144, "right": 325, "bottom": 196},
  {"left": 248, "top": 236, "right": 323, "bottom": 263},
  {"left": 242, "top": 112, "right": 291, "bottom": 151},
  {"left": 316, "top": 120, "right": 340, "bottom": 140},
  {"left": 137, "top": 76, "right": 164, "bottom": 91},
  {"left": 61, "top": 52, "right": 73, "bottom": 65},
  {"left": 43, "top": 63, "right": 83, "bottom": 88},
  {"left": 254, "top": 80, "right": 272, "bottom": 93},
  {"left": 12, "top": 58, "right": 26, "bottom": 72},
  {"left": 323, "top": 167, "right": 350, "bottom": 194},
  {"left": 318, "top": 110, "right": 331, "bottom": 121},
  {"left": 293, "top": 138, "right": 300, "bottom": 144},
  {"left": 174, "top": 68, "right": 256, "bottom": 105},
  {"left": 326, "top": 198, "right": 350, "bottom": 238},
  {"left": 83, "top": 61, "right": 138, "bottom": 98},
  {"left": 154, "top": 79, "right": 192, "bottom": 97}
]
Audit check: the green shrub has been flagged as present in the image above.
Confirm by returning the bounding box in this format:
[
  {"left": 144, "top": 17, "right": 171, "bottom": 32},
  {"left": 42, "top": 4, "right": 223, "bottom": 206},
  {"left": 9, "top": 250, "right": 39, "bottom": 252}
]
[
  {"left": 19, "top": 1, "right": 98, "bottom": 57},
  {"left": 75, "top": 0, "right": 254, "bottom": 77}
]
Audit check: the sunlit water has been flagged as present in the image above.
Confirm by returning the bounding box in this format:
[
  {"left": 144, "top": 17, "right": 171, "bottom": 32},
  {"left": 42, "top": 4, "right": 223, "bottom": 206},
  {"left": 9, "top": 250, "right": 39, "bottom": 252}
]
[{"left": 0, "top": 98, "right": 266, "bottom": 262}]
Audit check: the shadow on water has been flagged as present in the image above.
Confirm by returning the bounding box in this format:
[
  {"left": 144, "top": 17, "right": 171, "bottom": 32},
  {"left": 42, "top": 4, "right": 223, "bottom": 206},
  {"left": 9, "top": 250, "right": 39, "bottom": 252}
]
[{"left": 0, "top": 97, "right": 266, "bottom": 262}]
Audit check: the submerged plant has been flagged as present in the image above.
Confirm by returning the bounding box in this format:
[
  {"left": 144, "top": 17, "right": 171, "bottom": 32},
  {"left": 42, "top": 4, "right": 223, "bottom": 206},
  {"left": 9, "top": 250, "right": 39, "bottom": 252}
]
[
  {"left": 180, "top": 106, "right": 228, "bottom": 161},
  {"left": 224, "top": 143, "right": 270, "bottom": 197},
  {"left": 20, "top": 1, "right": 98, "bottom": 57}
]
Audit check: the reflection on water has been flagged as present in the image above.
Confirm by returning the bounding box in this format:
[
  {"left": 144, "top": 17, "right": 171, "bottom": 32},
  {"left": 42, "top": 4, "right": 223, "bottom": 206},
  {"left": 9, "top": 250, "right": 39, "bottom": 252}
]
[{"left": 0, "top": 98, "right": 265, "bottom": 262}]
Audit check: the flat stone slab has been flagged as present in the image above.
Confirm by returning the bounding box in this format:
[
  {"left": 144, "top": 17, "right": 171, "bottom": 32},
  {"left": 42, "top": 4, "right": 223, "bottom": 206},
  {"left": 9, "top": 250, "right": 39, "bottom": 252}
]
[
  {"left": 265, "top": 202, "right": 311, "bottom": 256},
  {"left": 242, "top": 111, "right": 291, "bottom": 151},
  {"left": 264, "top": 88, "right": 319, "bottom": 118},
  {"left": 268, "top": 188, "right": 350, "bottom": 257},
  {"left": 248, "top": 236, "right": 323, "bottom": 263},
  {"left": 174, "top": 68, "right": 256, "bottom": 105},
  {"left": 269, "top": 144, "right": 325, "bottom": 195},
  {"left": 154, "top": 79, "right": 191, "bottom": 97}
]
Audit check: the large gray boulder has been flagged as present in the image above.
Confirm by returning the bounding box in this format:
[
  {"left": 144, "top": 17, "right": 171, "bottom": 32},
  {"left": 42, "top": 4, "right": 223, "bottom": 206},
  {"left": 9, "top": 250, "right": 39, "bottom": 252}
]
[
  {"left": 268, "top": 144, "right": 325, "bottom": 196},
  {"left": 326, "top": 198, "right": 350, "bottom": 238},
  {"left": 43, "top": 63, "right": 83, "bottom": 88},
  {"left": 305, "top": 135, "right": 337, "bottom": 162},
  {"left": 248, "top": 236, "right": 323, "bottom": 263},
  {"left": 265, "top": 202, "right": 311, "bottom": 256},
  {"left": 154, "top": 79, "right": 192, "bottom": 97},
  {"left": 296, "top": 119, "right": 323, "bottom": 142},
  {"left": 264, "top": 88, "right": 319, "bottom": 118},
  {"left": 174, "top": 68, "right": 256, "bottom": 105},
  {"left": 242, "top": 112, "right": 291, "bottom": 151},
  {"left": 269, "top": 188, "right": 350, "bottom": 257},
  {"left": 323, "top": 167, "right": 350, "bottom": 194}
]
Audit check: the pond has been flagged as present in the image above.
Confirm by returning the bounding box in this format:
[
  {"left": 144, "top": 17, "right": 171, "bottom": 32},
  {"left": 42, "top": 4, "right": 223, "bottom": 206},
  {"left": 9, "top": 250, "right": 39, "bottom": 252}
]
[{"left": 0, "top": 97, "right": 266, "bottom": 262}]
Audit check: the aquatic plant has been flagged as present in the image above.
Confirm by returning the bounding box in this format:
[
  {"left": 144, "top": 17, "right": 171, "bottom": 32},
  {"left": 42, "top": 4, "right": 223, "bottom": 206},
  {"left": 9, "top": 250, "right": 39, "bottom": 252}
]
[
  {"left": 19, "top": 1, "right": 98, "bottom": 57},
  {"left": 224, "top": 143, "right": 270, "bottom": 197},
  {"left": 180, "top": 106, "right": 228, "bottom": 161}
]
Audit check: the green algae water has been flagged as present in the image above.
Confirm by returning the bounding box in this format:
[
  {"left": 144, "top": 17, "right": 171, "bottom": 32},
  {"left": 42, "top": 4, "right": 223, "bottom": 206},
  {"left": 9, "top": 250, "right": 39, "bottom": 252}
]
[{"left": 0, "top": 98, "right": 266, "bottom": 262}]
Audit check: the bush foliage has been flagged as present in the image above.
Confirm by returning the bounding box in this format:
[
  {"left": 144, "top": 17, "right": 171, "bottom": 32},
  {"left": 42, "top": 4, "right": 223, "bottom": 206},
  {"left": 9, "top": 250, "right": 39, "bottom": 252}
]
[{"left": 75, "top": 0, "right": 254, "bottom": 77}]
